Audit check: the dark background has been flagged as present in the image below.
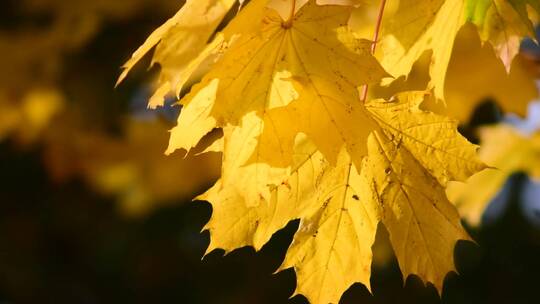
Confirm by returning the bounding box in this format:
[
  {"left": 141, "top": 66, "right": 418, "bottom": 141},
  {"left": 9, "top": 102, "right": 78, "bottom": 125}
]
[{"left": 1, "top": 1, "right": 540, "bottom": 303}]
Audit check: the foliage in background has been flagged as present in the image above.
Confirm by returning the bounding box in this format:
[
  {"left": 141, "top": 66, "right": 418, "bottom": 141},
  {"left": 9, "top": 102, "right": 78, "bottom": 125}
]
[{"left": 0, "top": 0, "right": 220, "bottom": 216}]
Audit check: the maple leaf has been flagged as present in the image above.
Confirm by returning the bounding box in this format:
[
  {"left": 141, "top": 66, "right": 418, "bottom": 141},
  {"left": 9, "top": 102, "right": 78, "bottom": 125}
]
[
  {"left": 217, "top": 0, "right": 386, "bottom": 121},
  {"left": 167, "top": 0, "right": 388, "bottom": 164},
  {"left": 117, "top": 0, "right": 237, "bottom": 108},
  {"left": 201, "top": 92, "right": 484, "bottom": 303},
  {"left": 363, "top": 131, "right": 471, "bottom": 292},
  {"left": 359, "top": 92, "right": 482, "bottom": 292},
  {"left": 447, "top": 124, "right": 540, "bottom": 225},
  {"left": 201, "top": 130, "right": 380, "bottom": 303},
  {"left": 465, "top": 0, "right": 540, "bottom": 71}
]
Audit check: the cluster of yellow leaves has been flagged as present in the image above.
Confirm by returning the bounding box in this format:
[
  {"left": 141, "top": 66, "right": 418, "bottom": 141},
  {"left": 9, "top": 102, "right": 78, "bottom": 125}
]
[{"left": 119, "top": 0, "right": 539, "bottom": 303}]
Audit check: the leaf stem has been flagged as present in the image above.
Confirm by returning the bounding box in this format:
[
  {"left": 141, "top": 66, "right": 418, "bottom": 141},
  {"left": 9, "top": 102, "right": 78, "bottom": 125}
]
[
  {"left": 283, "top": 0, "right": 296, "bottom": 28},
  {"left": 360, "top": 0, "right": 387, "bottom": 103}
]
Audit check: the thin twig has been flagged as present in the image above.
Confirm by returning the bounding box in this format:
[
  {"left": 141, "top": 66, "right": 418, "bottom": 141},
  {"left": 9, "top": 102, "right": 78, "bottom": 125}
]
[{"left": 360, "top": 0, "right": 387, "bottom": 103}]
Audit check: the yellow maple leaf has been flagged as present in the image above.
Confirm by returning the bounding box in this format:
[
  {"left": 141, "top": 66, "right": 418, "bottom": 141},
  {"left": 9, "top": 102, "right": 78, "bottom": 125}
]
[
  {"left": 364, "top": 131, "right": 471, "bottom": 292},
  {"left": 447, "top": 124, "right": 540, "bottom": 226},
  {"left": 202, "top": 131, "right": 379, "bottom": 303},
  {"left": 215, "top": 0, "right": 386, "bottom": 122},
  {"left": 360, "top": 92, "right": 482, "bottom": 292},
  {"left": 167, "top": 0, "right": 388, "bottom": 165},
  {"left": 201, "top": 92, "right": 483, "bottom": 302}
]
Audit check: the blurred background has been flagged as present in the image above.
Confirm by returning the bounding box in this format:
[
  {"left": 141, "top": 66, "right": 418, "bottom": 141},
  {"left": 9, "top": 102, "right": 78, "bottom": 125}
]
[{"left": 1, "top": 0, "right": 540, "bottom": 303}]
